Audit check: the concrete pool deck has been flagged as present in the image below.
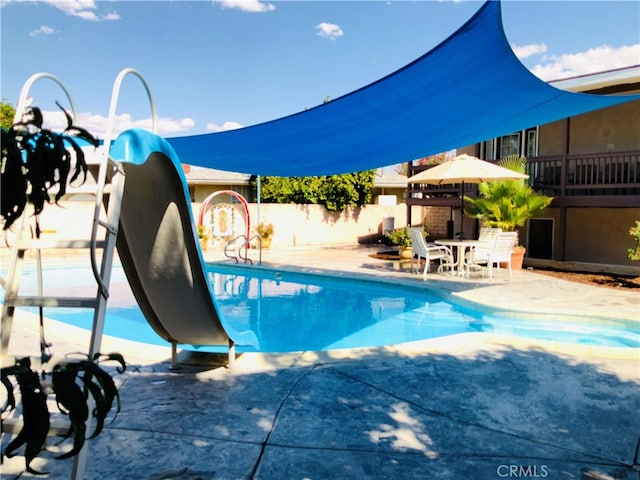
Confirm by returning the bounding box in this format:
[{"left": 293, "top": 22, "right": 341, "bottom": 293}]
[{"left": 1, "top": 244, "right": 639, "bottom": 479}]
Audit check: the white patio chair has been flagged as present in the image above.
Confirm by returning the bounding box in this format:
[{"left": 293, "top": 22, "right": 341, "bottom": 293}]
[
  {"left": 486, "top": 231, "right": 517, "bottom": 280},
  {"left": 465, "top": 227, "right": 502, "bottom": 277},
  {"left": 467, "top": 232, "right": 517, "bottom": 280},
  {"left": 408, "top": 227, "right": 454, "bottom": 279}
]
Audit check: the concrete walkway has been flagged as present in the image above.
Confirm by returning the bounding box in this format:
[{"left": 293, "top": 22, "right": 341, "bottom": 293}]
[{"left": 1, "top": 245, "right": 639, "bottom": 479}]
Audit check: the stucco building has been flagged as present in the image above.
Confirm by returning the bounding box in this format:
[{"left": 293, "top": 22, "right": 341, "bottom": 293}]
[{"left": 408, "top": 65, "right": 640, "bottom": 274}]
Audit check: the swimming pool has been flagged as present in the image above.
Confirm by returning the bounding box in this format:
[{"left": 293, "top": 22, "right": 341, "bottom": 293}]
[{"left": 6, "top": 262, "right": 639, "bottom": 352}]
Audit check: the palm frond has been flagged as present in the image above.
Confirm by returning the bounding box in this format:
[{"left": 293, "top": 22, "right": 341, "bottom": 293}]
[
  {"left": 55, "top": 101, "right": 73, "bottom": 130},
  {"left": 1, "top": 353, "right": 125, "bottom": 473},
  {"left": 1, "top": 105, "right": 96, "bottom": 230},
  {"left": 1, "top": 357, "right": 50, "bottom": 475},
  {"left": 464, "top": 156, "right": 553, "bottom": 235},
  {"left": 498, "top": 154, "right": 527, "bottom": 174}
]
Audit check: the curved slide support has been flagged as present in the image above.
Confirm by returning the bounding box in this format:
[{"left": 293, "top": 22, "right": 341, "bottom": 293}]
[{"left": 109, "top": 128, "right": 258, "bottom": 366}]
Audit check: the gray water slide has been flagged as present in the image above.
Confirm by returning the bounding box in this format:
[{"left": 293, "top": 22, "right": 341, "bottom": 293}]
[{"left": 112, "top": 129, "right": 257, "bottom": 366}]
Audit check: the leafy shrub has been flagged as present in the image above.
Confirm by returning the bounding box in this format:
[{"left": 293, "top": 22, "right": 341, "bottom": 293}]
[
  {"left": 260, "top": 170, "right": 376, "bottom": 212},
  {"left": 386, "top": 227, "right": 412, "bottom": 247},
  {"left": 628, "top": 221, "right": 640, "bottom": 261}
]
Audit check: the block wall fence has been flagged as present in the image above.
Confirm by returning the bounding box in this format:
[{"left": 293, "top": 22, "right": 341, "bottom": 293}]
[{"left": 25, "top": 201, "right": 451, "bottom": 248}]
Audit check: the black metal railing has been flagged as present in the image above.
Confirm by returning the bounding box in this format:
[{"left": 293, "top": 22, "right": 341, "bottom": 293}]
[
  {"left": 527, "top": 150, "right": 640, "bottom": 196},
  {"left": 407, "top": 150, "right": 640, "bottom": 208}
]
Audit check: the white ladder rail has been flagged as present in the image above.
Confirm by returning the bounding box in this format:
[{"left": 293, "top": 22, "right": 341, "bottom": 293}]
[
  {"left": 87, "top": 157, "right": 125, "bottom": 355},
  {"left": 1, "top": 213, "right": 34, "bottom": 354},
  {"left": 71, "top": 67, "right": 157, "bottom": 480}
]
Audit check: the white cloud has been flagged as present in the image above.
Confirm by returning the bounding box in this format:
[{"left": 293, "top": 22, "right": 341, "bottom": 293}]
[
  {"left": 512, "top": 43, "right": 548, "bottom": 60},
  {"left": 17, "top": 0, "right": 121, "bottom": 21},
  {"left": 213, "top": 0, "right": 275, "bottom": 13},
  {"left": 39, "top": 110, "right": 197, "bottom": 138},
  {"left": 316, "top": 22, "right": 344, "bottom": 40},
  {"left": 42, "top": 0, "right": 99, "bottom": 20},
  {"left": 30, "top": 25, "right": 55, "bottom": 36},
  {"left": 206, "top": 121, "right": 243, "bottom": 132},
  {"left": 102, "top": 11, "right": 120, "bottom": 21},
  {"left": 157, "top": 117, "right": 196, "bottom": 134},
  {"left": 529, "top": 44, "right": 640, "bottom": 81}
]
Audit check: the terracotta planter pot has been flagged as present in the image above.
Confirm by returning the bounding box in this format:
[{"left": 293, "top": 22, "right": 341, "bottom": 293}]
[{"left": 504, "top": 246, "right": 526, "bottom": 270}]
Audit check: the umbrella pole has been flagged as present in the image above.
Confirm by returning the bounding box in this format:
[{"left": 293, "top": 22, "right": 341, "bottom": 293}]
[{"left": 460, "top": 182, "right": 464, "bottom": 238}]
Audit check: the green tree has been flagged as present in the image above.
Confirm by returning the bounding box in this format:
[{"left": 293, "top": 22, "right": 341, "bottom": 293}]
[
  {"left": 464, "top": 155, "right": 553, "bottom": 244},
  {"left": 1, "top": 100, "right": 16, "bottom": 129},
  {"left": 260, "top": 170, "right": 376, "bottom": 212}
]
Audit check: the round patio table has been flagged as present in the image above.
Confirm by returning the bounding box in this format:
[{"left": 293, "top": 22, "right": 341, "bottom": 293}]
[{"left": 434, "top": 239, "right": 488, "bottom": 276}]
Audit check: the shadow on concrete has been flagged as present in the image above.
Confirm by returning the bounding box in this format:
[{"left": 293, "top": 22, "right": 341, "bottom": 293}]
[{"left": 4, "top": 345, "right": 638, "bottom": 479}]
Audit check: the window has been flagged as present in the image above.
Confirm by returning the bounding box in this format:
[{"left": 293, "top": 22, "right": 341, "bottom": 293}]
[
  {"left": 480, "top": 128, "right": 538, "bottom": 160},
  {"left": 525, "top": 128, "right": 538, "bottom": 157},
  {"left": 483, "top": 139, "right": 495, "bottom": 160},
  {"left": 499, "top": 133, "right": 521, "bottom": 158}
]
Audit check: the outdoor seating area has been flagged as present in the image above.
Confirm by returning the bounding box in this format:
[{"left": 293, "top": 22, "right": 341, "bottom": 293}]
[
  {"left": 414, "top": 228, "right": 518, "bottom": 281},
  {"left": 408, "top": 227, "right": 454, "bottom": 278}
]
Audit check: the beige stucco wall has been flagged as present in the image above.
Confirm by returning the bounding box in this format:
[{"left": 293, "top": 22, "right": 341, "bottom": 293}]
[
  {"left": 564, "top": 207, "right": 639, "bottom": 265},
  {"left": 22, "top": 201, "right": 96, "bottom": 240},
  {"left": 537, "top": 123, "right": 565, "bottom": 157},
  {"left": 538, "top": 99, "right": 640, "bottom": 156},
  {"left": 27, "top": 200, "right": 420, "bottom": 249},
  {"left": 519, "top": 206, "right": 640, "bottom": 267},
  {"left": 198, "top": 202, "right": 421, "bottom": 247}
]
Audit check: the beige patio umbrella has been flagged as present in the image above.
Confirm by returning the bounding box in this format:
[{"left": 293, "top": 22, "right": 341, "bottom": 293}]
[
  {"left": 407, "top": 153, "right": 529, "bottom": 234},
  {"left": 407, "top": 154, "right": 529, "bottom": 184}
]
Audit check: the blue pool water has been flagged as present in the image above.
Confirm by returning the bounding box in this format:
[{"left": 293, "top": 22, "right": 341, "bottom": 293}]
[{"left": 6, "top": 263, "right": 640, "bottom": 352}]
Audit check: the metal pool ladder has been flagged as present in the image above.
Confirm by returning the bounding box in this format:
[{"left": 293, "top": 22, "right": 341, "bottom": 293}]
[
  {"left": 0, "top": 72, "right": 126, "bottom": 360},
  {"left": 224, "top": 234, "right": 263, "bottom": 264},
  {"left": 0, "top": 68, "right": 155, "bottom": 480}
]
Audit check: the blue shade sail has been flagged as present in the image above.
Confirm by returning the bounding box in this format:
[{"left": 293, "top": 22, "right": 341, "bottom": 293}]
[{"left": 167, "top": 1, "right": 639, "bottom": 177}]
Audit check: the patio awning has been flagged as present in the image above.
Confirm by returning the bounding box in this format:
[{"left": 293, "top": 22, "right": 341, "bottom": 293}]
[{"left": 167, "top": 0, "right": 639, "bottom": 177}]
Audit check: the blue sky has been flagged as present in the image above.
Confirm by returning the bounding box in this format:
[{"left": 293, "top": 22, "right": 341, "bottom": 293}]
[{"left": 1, "top": 0, "right": 639, "bottom": 139}]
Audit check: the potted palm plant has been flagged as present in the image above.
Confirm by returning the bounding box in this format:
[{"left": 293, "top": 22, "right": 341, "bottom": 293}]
[{"left": 464, "top": 155, "right": 553, "bottom": 269}]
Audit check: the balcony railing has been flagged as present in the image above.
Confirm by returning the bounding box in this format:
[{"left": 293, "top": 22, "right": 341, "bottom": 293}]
[
  {"left": 527, "top": 151, "right": 640, "bottom": 197},
  {"left": 408, "top": 150, "right": 640, "bottom": 208}
]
